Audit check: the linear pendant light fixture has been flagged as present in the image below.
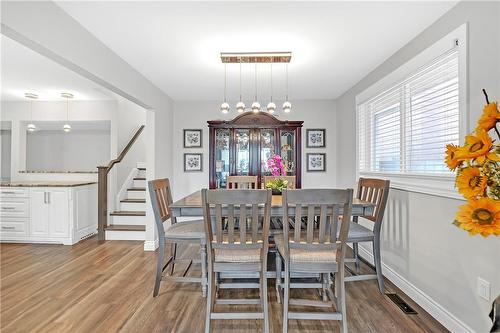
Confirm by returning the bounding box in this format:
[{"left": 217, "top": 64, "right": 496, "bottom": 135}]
[
  {"left": 220, "top": 52, "right": 291, "bottom": 115},
  {"left": 61, "top": 92, "right": 73, "bottom": 132},
  {"left": 25, "top": 93, "right": 38, "bottom": 132}
]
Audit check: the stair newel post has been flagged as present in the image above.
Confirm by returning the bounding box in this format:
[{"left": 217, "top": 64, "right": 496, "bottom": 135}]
[{"left": 97, "top": 166, "right": 109, "bottom": 241}]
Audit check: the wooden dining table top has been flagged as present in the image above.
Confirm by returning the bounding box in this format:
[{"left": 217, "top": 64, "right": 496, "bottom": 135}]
[{"left": 170, "top": 190, "right": 375, "bottom": 217}]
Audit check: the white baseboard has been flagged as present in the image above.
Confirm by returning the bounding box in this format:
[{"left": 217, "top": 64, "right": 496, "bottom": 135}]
[
  {"left": 143, "top": 238, "right": 159, "bottom": 251},
  {"left": 357, "top": 246, "right": 475, "bottom": 333}
]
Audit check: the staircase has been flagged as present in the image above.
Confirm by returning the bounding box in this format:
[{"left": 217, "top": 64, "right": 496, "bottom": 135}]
[{"left": 104, "top": 167, "right": 147, "bottom": 240}]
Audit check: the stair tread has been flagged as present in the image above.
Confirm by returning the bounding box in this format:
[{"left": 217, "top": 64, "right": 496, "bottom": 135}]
[
  {"left": 133, "top": 177, "right": 146, "bottom": 180},
  {"left": 105, "top": 224, "right": 146, "bottom": 231},
  {"left": 127, "top": 187, "right": 146, "bottom": 191},
  {"left": 110, "top": 210, "right": 146, "bottom": 216},
  {"left": 120, "top": 199, "right": 146, "bottom": 203}
]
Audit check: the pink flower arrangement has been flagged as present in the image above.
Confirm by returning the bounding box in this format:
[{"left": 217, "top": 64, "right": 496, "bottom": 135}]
[{"left": 267, "top": 154, "right": 285, "bottom": 176}]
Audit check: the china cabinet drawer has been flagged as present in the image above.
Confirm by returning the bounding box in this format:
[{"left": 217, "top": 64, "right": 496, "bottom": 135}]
[
  {"left": 0, "top": 219, "right": 28, "bottom": 236},
  {"left": 0, "top": 188, "right": 29, "bottom": 198},
  {"left": 0, "top": 198, "right": 30, "bottom": 217}
]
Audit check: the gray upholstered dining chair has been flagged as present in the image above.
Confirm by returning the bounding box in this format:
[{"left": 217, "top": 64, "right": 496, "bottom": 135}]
[
  {"left": 275, "top": 188, "right": 354, "bottom": 333},
  {"left": 345, "top": 178, "right": 390, "bottom": 293},
  {"left": 202, "top": 188, "right": 272, "bottom": 333},
  {"left": 226, "top": 175, "right": 258, "bottom": 189},
  {"left": 148, "top": 178, "right": 207, "bottom": 297}
]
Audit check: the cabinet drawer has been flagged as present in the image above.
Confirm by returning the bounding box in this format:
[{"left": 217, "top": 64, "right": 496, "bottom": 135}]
[
  {"left": 0, "top": 219, "right": 28, "bottom": 236},
  {"left": 0, "top": 188, "right": 29, "bottom": 198},
  {"left": 0, "top": 198, "right": 30, "bottom": 217}
]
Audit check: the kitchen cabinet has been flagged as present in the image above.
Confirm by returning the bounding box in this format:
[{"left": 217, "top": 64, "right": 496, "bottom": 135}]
[{"left": 0, "top": 183, "right": 97, "bottom": 245}]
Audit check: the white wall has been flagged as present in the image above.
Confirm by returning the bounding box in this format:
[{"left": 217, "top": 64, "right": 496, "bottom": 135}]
[
  {"left": 116, "top": 99, "right": 146, "bottom": 188},
  {"left": 26, "top": 129, "right": 110, "bottom": 171},
  {"left": 172, "top": 100, "right": 337, "bottom": 200},
  {"left": 336, "top": 2, "right": 500, "bottom": 332},
  {"left": 0, "top": 100, "right": 116, "bottom": 181},
  {"left": 2, "top": 1, "right": 175, "bottom": 249}
]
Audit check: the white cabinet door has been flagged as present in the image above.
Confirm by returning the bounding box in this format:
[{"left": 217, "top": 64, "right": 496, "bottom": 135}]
[
  {"left": 30, "top": 189, "right": 49, "bottom": 237},
  {"left": 47, "top": 189, "right": 69, "bottom": 238}
]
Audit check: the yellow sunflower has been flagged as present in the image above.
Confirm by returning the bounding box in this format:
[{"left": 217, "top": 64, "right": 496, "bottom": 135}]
[
  {"left": 455, "top": 197, "right": 500, "bottom": 237},
  {"left": 476, "top": 102, "right": 500, "bottom": 132},
  {"left": 445, "top": 144, "right": 463, "bottom": 170},
  {"left": 456, "top": 167, "right": 487, "bottom": 199},
  {"left": 456, "top": 129, "right": 500, "bottom": 164}
]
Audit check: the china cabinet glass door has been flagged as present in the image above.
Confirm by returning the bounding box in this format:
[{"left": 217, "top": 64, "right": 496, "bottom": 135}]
[
  {"left": 214, "top": 129, "right": 230, "bottom": 188},
  {"left": 260, "top": 129, "right": 277, "bottom": 178},
  {"left": 235, "top": 129, "right": 251, "bottom": 176},
  {"left": 280, "top": 130, "right": 295, "bottom": 175}
]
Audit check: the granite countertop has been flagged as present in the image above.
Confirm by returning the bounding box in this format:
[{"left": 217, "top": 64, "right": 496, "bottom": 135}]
[{"left": 1, "top": 181, "right": 97, "bottom": 187}]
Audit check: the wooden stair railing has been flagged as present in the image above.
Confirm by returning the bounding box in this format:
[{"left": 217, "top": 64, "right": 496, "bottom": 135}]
[{"left": 97, "top": 125, "right": 145, "bottom": 241}]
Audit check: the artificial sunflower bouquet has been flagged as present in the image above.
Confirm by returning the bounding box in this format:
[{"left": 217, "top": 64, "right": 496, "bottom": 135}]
[{"left": 446, "top": 90, "right": 500, "bottom": 237}]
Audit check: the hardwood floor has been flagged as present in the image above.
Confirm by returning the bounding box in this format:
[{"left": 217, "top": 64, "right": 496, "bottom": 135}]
[{"left": 0, "top": 237, "right": 448, "bottom": 333}]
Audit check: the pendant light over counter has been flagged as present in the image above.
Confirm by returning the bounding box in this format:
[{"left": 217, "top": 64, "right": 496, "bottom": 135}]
[
  {"left": 61, "top": 92, "right": 73, "bottom": 132},
  {"left": 219, "top": 52, "right": 292, "bottom": 115},
  {"left": 25, "top": 93, "right": 38, "bottom": 132}
]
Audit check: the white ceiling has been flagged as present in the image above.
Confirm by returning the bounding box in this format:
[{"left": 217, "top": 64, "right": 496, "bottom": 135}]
[
  {"left": 1, "top": 35, "right": 116, "bottom": 101},
  {"left": 57, "top": 1, "right": 456, "bottom": 101}
]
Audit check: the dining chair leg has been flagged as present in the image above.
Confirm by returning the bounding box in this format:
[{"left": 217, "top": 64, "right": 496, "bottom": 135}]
[
  {"left": 336, "top": 271, "right": 348, "bottom": 333},
  {"left": 153, "top": 239, "right": 165, "bottom": 297},
  {"left": 373, "top": 237, "right": 385, "bottom": 293},
  {"left": 352, "top": 242, "right": 360, "bottom": 273},
  {"left": 282, "top": 262, "right": 290, "bottom": 333},
  {"left": 322, "top": 273, "right": 328, "bottom": 302},
  {"left": 205, "top": 269, "right": 214, "bottom": 333},
  {"left": 275, "top": 252, "right": 282, "bottom": 303},
  {"left": 261, "top": 270, "right": 270, "bottom": 333},
  {"left": 200, "top": 241, "right": 208, "bottom": 298},
  {"left": 170, "top": 243, "right": 177, "bottom": 276}
]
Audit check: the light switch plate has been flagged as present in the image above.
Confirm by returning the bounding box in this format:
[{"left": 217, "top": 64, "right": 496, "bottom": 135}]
[{"left": 477, "top": 277, "right": 490, "bottom": 301}]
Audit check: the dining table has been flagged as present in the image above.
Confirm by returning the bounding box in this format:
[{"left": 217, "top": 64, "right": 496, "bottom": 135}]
[
  {"left": 170, "top": 190, "right": 376, "bottom": 219},
  {"left": 170, "top": 190, "right": 376, "bottom": 279}
]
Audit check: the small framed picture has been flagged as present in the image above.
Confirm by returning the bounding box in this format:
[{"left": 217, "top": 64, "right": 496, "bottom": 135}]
[
  {"left": 306, "top": 129, "right": 326, "bottom": 148},
  {"left": 184, "top": 129, "right": 202, "bottom": 148},
  {"left": 184, "top": 153, "right": 203, "bottom": 172},
  {"left": 307, "top": 153, "right": 326, "bottom": 172}
]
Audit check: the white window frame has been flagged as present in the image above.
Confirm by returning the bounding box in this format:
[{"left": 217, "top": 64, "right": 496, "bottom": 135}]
[{"left": 356, "top": 23, "right": 468, "bottom": 199}]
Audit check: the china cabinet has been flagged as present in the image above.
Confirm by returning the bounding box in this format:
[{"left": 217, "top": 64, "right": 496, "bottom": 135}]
[{"left": 208, "top": 112, "right": 303, "bottom": 189}]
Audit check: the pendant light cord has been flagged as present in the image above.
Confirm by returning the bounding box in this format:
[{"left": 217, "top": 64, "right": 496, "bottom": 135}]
[
  {"left": 270, "top": 63, "right": 273, "bottom": 102},
  {"left": 286, "top": 63, "right": 289, "bottom": 101},
  {"left": 254, "top": 63, "right": 257, "bottom": 101},
  {"left": 239, "top": 58, "right": 242, "bottom": 101},
  {"left": 223, "top": 63, "right": 227, "bottom": 103}
]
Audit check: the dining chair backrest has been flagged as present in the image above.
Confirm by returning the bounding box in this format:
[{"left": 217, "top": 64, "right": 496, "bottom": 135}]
[
  {"left": 356, "top": 178, "right": 390, "bottom": 229},
  {"left": 282, "top": 189, "right": 353, "bottom": 262},
  {"left": 227, "top": 175, "right": 258, "bottom": 189},
  {"left": 148, "top": 178, "right": 177, "bottom": 240},
  {"left": 263, "top": 175, "right": 296, "bottom": 189},
  {"left": 202, "top": 189, "right": 272, "bottom": 252}
]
